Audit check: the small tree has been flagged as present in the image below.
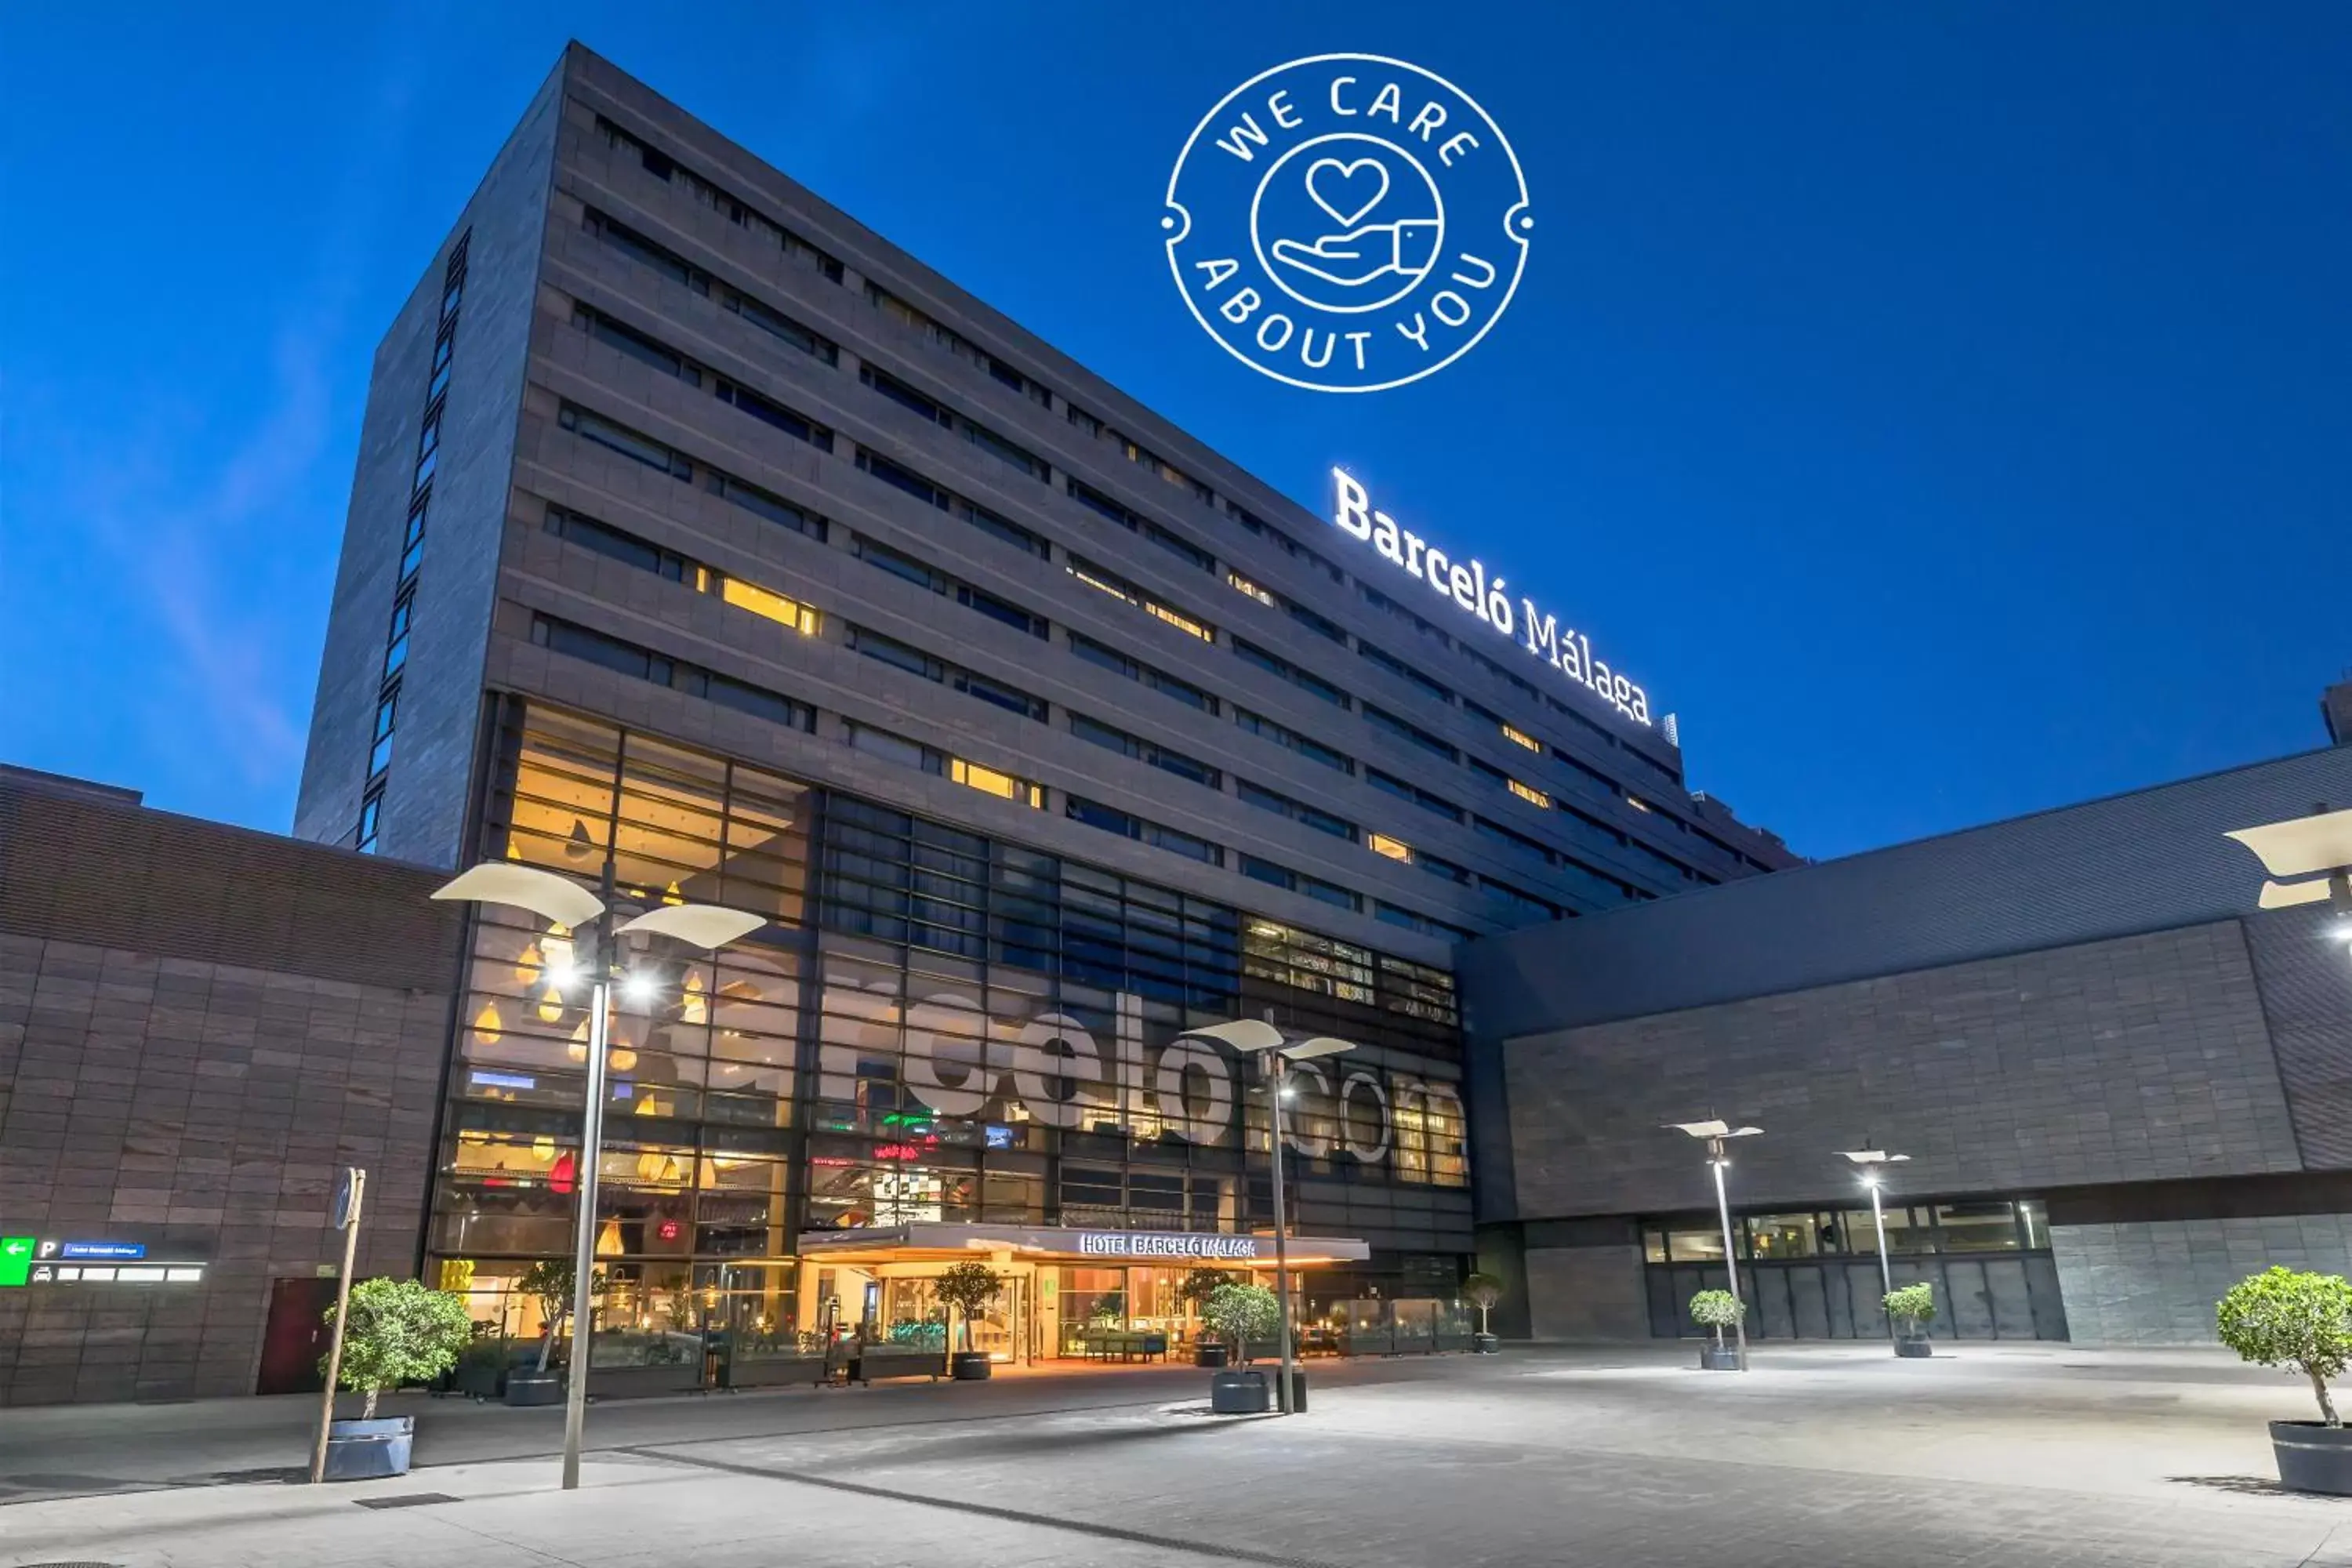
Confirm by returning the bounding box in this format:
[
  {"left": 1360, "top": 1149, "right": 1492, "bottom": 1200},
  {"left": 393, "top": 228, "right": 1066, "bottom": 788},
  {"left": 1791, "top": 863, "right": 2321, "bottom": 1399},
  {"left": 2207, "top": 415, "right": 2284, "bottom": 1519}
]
[
  {"left": 1883, "top": 1282, "right": 1936, "bottom": 1337},
  {"left": 516, "top": 1258, "right": 604, "bottom": 1372},
  {"left": 322, "top": 1278, "right": 472, "bottom": 1418},
  {"left": 2216, "top": 1266, "right": 2352, "bottom": 1427},
  {"left": 1463, "top": 1272, "right": 1505, "bottom": 1336},
  {"left": 1177, "top": 1267, "right": 1237, "bottom": 1333},
  {"left": 935, "top": 1260, "right": 1004, "bottom": 1355},
  {"left": 1689, "top": 1288, "right": 1744, "bottom": 1348},
  {"left": 1203, "top": 1283, "right": 1282, "bottom": 1367}
]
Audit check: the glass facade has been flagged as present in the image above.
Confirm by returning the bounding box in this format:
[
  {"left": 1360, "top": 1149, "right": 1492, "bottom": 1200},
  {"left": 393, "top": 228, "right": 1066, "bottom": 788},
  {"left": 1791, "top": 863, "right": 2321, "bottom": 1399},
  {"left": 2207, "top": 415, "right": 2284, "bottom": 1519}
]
[
  {"left": 430, "top": 700, "right": 1472, "bottom": 1357},
  {"left": 1637, "top": 1197, "right": 2069, "bottom": 1342}
]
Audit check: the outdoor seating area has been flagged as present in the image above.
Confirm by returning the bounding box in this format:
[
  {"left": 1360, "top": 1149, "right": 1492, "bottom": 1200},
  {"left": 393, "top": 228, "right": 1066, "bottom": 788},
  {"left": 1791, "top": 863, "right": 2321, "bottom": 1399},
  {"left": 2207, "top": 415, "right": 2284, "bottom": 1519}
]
[{"left": 1069, "top": 1327, "right": 1171, "bottom": 1363}]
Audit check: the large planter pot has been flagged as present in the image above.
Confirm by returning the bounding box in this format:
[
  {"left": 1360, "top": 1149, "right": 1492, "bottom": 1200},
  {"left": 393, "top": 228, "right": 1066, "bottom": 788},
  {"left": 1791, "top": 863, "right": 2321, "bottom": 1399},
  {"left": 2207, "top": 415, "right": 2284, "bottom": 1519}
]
[
  {"left": 1698, "top": 1344, "right": 1742, "bottom": 1372},
  {"left": 1894, "top": 1334, "right": 1933, "bottom": 1359},
  {"left": 2270, "top": 1420, "right": 2352, "bottom": 1497},
  {"left": 950, "top": 1351, "right": 993, "bottom": 1381},
  {"left": 726, "top": 1352, "right": 827, "bottom": 1389},
  {"left": 505, "top": 1370, "right": 564, "bottom": 1406},
  {"left": 1195, "top": 1342, "right": 1229, "bottom": 1369},
  {"left": 1210, "top": 1368, "right": 1270, "bottom": 1414},
  {"left": 322, "top": 1415, "right": 413, "bottom": 1480},
  {"left": 588, "top": 1361, "right": 706, "bottom": 1400},
  {"left": 1472, "top": 1333, "right": 1501, "bottom": 1355}
]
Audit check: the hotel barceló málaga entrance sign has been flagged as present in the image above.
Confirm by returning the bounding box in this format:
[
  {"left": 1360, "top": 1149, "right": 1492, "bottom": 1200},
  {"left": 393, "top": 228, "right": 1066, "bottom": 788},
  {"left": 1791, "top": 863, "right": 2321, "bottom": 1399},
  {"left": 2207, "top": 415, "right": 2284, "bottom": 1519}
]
[{"left": 800, "top": 1224, "right": 1370, "bottom": 1266}]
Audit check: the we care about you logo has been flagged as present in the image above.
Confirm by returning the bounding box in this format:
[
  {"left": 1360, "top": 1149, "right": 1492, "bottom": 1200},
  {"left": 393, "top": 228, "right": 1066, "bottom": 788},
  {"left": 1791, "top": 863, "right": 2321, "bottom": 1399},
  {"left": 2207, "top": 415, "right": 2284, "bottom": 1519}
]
[{"left": 1163, "top": 53, "right": 1532, "bottom": 394}]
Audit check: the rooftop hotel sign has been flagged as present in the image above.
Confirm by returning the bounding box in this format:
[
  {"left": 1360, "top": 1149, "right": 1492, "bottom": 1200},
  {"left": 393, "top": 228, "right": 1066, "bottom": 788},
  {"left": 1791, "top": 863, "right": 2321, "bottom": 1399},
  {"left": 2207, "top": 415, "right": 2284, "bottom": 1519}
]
[{"left": 1332, "top": 469, "right": 1653, "bottom": 728}]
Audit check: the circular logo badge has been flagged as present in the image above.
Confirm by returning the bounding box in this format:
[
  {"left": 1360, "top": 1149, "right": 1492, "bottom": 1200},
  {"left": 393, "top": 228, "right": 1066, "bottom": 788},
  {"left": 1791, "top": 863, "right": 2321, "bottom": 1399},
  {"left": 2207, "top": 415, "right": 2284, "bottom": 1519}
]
[{"left": 1163, "top": 54, "right": 1532, "bottom": 394}]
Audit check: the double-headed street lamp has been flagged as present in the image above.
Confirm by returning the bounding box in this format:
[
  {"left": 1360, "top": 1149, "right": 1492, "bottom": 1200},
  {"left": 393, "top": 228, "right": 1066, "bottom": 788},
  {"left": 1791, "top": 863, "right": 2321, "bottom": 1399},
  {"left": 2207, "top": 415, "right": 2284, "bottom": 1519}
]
[
  {"left": 1665, "top": 1119, "right": 1761, "bottom": 1370},
  {"left": 1180, "top": 1014, "right": 1356, "bottom": 1415},
  {"left": 1838, "top": 1147, "right": 1912, "bottom": 1334},
  {"left": 2225, "top": 805, "right": 2352, "bottom": 966},
  {"left": 432, "top": 862, "right": 763, "bottom": 1490}
]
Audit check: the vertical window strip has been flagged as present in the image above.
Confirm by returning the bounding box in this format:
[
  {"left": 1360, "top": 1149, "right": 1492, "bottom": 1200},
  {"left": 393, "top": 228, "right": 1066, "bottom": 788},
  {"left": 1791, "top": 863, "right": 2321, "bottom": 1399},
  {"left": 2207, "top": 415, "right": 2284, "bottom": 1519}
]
[{"left": 365, "top": 224, "right": 470, "bottom": 842}]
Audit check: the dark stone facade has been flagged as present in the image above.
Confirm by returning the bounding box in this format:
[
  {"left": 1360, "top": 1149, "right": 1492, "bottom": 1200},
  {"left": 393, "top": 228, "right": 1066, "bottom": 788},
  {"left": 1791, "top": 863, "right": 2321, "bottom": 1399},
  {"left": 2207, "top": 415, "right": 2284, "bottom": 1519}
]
[
  {"left": 0, "top": 771, "right": 462, "bottom": 1404},
  {"left": 1461, "top": 747, "right": 2352, "bottom": 1345}
]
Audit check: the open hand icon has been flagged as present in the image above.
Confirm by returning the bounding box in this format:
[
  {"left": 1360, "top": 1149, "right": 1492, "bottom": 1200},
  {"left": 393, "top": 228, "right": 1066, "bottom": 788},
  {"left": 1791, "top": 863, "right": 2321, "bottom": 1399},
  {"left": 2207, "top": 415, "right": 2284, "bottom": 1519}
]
[{"left": 1269, "top": 219, "right": 1441, "bottom": 288}]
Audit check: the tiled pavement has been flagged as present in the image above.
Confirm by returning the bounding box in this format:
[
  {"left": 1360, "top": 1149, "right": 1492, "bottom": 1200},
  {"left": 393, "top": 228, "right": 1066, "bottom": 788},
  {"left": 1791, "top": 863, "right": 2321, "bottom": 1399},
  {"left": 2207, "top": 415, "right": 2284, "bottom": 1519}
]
[{"left": 2, "top": 1344, "right": 2346, "bottom": 1567}]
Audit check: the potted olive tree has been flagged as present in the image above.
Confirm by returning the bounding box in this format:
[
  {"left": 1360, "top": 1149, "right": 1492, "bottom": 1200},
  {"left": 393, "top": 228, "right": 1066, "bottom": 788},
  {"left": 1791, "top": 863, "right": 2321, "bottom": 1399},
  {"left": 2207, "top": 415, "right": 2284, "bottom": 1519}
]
[
  {"left": 1690, "top": 1288, "right": 1744, "bottom": 1371},
  {"left": 1464, "top": 1272, "right": 1504, "bottom": 1354},
  {"left": 320, "top": 1278, "right": 472, "bottom": 1479},
  {"left": 1204, "top": 1283, "right": 1283, "bottom": 1414},
  {"left": 1885, "top": 1282, "right": 1936, "bottom": 1358},
  {"left": 2216, "top": 1265, "right": 2352, "bottom": 1496},
  {"left": 935, "top": 1260, "right": 1005, "bottom": 1381},
  {"left": 1179, "top": 1267, "right": 1237, "bottom": 1367}
]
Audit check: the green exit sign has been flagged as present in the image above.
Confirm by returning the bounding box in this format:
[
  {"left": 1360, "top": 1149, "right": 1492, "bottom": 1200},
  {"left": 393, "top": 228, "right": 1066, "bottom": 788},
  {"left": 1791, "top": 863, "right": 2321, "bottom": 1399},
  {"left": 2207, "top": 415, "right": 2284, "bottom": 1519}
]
[{"left": 0, "top": 1237, "right": 32, "bottom": 1289}]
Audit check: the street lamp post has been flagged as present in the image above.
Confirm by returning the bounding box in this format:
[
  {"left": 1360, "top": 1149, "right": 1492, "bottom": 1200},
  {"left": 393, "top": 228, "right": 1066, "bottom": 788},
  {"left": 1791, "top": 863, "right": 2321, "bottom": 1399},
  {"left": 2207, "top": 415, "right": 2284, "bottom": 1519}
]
[
  {"left": 2224, "top": 805, "right": 2352, "bottom": 969},
  {"left": 1178, "top": 1015, "right": 1355, "bottom": 1416},
  {"left": 1666, "top": 1120, "right": 1761, "bottom": 1370},
  {"left": 1838, "top": 1148, "right": 1912, "bottom": 1338},
  {"left": 432, "top": 862, "right": 764, "bottom": 1490}
]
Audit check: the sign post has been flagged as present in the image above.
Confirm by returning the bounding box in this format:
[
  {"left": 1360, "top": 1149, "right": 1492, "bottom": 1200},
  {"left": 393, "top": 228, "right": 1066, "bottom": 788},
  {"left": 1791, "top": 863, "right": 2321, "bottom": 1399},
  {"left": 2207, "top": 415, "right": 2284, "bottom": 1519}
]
[{"left": 308, "top": 1167, "right": 366, "bottom": 1485}]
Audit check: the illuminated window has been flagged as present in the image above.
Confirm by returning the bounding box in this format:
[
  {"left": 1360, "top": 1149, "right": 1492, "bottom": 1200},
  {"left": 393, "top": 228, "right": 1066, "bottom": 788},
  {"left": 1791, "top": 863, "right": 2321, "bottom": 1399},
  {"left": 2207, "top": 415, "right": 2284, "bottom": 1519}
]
[
  {"left": 1071, "top": 557, "right": 1214, "bottom": 641},
  {"left": 1626, "top": 796, "right": 1653, "bottom": 813},
  {"left": 1070, "top": 564, "right": 1134, "bottom": 604},
  {"left": 1144, "top": 601, "right": 1213, "bottom": 641},
  {"left": 1501, "top": 724, "right": 1541, "bottom": 752},
  {"left": 1368, "top": 833, "right": 1412, "bottom": 862},
  {"left": 1227, "top": 572, "right": 1274, "bottom": 607},
  {"left": 1507, "top": 778, "right": 1552, "bottom": 809},
  {"left": 719, "top": 575, "right": 819, "bottom": 635},
  {"left": 950, "top": 757, "right": 1042, "bottom": 808}
]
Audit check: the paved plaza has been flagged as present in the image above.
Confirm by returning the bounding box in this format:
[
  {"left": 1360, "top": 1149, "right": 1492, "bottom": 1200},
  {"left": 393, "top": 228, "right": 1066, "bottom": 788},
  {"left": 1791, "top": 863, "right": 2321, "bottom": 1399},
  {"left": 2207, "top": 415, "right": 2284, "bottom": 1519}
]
[{"left": 1, "top": 1344, "right": 2346, "bottom": 1567}]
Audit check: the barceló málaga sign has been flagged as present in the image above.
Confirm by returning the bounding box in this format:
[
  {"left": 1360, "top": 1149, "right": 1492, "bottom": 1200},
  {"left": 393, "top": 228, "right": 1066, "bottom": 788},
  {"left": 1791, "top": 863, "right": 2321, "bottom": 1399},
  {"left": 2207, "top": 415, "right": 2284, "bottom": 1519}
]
[
  {"left": 1331, "top": 469, "right": 1653, "bottom": 727},
  {"left": 1078, "top": 1232, "right": 1261, "bottom": 1260}
]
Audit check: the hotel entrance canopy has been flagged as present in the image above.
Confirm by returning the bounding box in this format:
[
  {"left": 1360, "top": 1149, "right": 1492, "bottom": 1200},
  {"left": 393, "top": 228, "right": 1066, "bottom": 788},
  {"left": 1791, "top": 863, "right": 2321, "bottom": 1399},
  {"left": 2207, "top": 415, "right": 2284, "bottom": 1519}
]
[{"left": 799, "top": 1223, "right": 1370, "bottom": 1268}]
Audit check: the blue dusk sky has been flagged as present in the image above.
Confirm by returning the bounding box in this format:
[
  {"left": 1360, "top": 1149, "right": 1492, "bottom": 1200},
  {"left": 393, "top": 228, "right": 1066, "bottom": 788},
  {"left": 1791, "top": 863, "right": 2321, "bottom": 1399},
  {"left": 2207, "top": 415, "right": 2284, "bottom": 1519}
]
[{"left": 2, "top": 4, "right": 2346, "bottom": 862}]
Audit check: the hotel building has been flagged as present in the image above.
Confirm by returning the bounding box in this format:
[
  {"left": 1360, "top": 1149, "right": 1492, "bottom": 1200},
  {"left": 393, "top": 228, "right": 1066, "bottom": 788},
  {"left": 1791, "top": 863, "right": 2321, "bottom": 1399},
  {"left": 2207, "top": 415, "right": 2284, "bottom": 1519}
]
[{"left": 277, "top": 45, "right": 1792, "bottom": 1374}]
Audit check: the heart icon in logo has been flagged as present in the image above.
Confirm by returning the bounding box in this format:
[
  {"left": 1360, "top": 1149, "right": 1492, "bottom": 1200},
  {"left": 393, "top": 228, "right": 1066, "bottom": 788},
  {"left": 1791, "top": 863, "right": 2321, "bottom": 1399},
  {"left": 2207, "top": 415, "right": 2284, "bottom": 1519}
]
[{"left": 1304, "top": 157, "right": 1391, "bottom": 230}]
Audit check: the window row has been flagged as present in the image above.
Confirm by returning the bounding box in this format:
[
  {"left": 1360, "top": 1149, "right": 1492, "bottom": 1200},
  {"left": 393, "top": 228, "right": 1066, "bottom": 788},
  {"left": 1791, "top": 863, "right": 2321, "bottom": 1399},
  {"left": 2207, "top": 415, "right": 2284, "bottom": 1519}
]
[
  {"left": 845, "top": 720, "right": 1045, "bottom": 809},
  {"left": 845, "top": 624, "right": 1049, "bottom": 721},
  {"left": 855, "top": 534, "right": 1047, "bottom": 638},
  {"left": 530, "top": 613, "right": 815, "bottom": 734},
  {"left": 594, "top": 112, "right": 845, "bottom": 281},
  {"left": 543, "top": 503, "right": 818, "bottom": 637},
  {"left": 557, "top": 401, "right": 827, "bottom": 540},
  {"left": 582, "top": 207, "right": 840, "bottom": 366},
  {"left": 861, "top": 364, "right": 1046, "bottom": 481},
  {"left": 571, "top": 301, "right": 833, "bottom": 451}
]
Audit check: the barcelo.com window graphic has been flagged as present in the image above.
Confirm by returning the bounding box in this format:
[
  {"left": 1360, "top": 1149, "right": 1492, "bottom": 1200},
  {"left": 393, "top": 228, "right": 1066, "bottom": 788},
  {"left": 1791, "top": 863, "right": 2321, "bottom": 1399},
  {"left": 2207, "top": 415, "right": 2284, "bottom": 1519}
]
[{"left": 1163, "top": 54, "right": 1532, "bottom": 394}]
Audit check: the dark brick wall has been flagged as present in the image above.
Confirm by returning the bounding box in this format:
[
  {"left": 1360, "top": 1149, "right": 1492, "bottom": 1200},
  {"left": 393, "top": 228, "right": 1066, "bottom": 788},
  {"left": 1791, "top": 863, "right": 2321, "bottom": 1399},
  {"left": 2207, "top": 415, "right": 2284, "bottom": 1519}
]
[
  {"left": 2240, "top": 902, "right": 2352, "bottom": 1167},
  {"left": 1499, "top": 920, "right": 2305, "bottom": 1224},
  {"left": 0, "top": 779, "right": 463, "bottom": 1405}
]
